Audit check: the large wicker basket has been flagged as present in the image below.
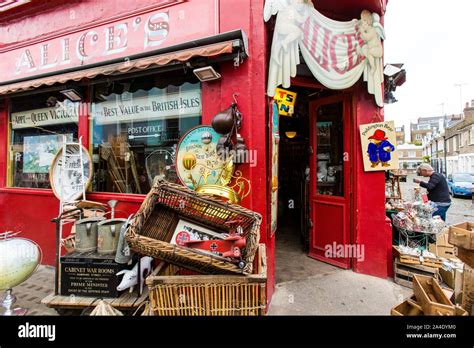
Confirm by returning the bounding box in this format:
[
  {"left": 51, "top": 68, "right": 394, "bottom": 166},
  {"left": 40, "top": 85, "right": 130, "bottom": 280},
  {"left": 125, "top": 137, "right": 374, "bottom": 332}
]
[
  {"left": 146, "top": 244, "right": 267, "bottom": 316},
  {"left": 126, "top": 179, "right": 261, "bottom": 275}
]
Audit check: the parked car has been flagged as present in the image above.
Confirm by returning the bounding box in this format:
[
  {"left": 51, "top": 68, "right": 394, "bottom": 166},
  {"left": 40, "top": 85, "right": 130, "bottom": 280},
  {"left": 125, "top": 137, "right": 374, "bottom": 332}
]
[{"left": 447, "top": 173, "right": 474, "bottom": 197}]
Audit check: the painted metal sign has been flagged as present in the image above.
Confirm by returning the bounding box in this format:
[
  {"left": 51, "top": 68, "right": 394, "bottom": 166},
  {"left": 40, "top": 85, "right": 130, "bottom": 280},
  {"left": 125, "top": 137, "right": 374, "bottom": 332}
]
[
  {"left": 264, "top": 0, "right": 385, "bottom": 107},
  {"left": 359, "top": 121, "right": 399, "bottom": 171},
  {"left": 273, "top": 88, "right": 297, "bottom": 116},
  {"left": 0, "top": 1, "right": 217, "bottom": 84},
  {"left": 176, "top": 126, "right": 224, "bottom": 190},
  {"left": 11, "top": 102, "right": 79, "bottom": 129},
  {"left": 270, "top": 101, "right": 280, "bottom": 234}
]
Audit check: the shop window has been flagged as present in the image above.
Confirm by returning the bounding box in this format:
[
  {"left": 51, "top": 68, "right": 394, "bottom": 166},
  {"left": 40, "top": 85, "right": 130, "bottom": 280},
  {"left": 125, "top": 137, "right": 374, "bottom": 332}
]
[
  {"left": 9, "top": 91, "right": 80, "bottom": 189},
  {"left": 90, "top": 74, "right": 201, "bottom": 194},
  {"left": 315, "top": 102, "right": 344, "bottom": 197}
]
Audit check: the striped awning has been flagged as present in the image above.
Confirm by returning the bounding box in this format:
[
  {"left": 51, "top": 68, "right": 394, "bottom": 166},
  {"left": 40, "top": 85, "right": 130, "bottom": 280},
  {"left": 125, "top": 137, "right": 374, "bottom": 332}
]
[{"left": 0, "top": 40, "right": 234, "bottom": 95}]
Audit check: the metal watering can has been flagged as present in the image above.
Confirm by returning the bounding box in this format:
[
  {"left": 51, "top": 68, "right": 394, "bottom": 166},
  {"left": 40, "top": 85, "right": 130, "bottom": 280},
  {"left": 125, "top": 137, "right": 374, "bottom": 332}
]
[
  {"left": 97, "top": 200, "right": 129, "bottom": 255},
  {"left": 74, "top": 216, "right": 105, "bottom": 253}
]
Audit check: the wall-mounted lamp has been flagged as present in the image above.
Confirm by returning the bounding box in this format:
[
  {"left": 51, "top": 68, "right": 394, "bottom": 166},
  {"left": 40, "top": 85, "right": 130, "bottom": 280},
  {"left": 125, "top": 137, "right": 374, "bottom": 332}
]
[
  {"left": 193, "top": 66, "right": 221, "bottom": 82},
  {"left": 60, "top": 89, "right": 82, "bottom": 101},
  {"left": 285, "top": 131, "right": 297, "bottom": 139}
]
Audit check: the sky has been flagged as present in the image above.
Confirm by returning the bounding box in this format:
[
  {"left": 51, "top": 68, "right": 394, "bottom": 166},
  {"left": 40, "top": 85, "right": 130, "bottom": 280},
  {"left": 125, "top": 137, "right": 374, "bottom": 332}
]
[{"left": 384, "top": 0, "right": 474, "bottom": 139}]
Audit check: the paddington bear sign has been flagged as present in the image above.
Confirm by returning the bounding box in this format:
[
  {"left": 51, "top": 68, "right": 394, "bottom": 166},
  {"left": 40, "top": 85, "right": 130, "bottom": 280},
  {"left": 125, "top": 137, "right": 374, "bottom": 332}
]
[
  {"left": 359, "top": 121, "right": 399, "bottom": 172},
  {"left": 264, "top": 0, "right": 385, "bottom": 107}
]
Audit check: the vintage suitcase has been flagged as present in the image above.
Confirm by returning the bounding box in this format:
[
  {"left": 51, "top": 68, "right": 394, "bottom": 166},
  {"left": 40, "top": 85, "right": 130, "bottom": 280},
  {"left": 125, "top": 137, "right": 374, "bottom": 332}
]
[{"left": 60, "top": 251, "right": 126, "bottom": 298}]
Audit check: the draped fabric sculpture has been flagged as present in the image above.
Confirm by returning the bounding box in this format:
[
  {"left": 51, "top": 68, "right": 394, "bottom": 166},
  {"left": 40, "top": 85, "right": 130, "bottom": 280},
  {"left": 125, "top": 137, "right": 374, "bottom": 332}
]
[{"left": 264, "top": 0, "right": 386, "bottom": 107}]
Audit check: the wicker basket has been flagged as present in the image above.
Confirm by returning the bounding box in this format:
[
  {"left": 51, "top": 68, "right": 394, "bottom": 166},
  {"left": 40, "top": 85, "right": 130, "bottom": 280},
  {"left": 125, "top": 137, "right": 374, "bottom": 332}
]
[
  {"left": 146, "top": 244, "right": 267, "bottom": 316},
  {"left": 126, "top": 179, "right": 261, "bottom": 275}
]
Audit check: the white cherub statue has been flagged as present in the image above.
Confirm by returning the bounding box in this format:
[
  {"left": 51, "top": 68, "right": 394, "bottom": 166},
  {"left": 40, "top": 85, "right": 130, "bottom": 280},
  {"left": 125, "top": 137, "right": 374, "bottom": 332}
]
[
  {"left": 264, "top": 0, "right": 314, "bottom": 96},
  {"left": 358, "top": 10, "right": 385, "bottom": 74}
]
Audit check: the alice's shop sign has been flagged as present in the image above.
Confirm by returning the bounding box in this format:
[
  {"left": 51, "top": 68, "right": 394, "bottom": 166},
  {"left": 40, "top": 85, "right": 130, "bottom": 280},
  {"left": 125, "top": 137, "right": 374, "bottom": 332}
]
[{"left": 0, "top": 1, "right": 217, "bottom": 83}]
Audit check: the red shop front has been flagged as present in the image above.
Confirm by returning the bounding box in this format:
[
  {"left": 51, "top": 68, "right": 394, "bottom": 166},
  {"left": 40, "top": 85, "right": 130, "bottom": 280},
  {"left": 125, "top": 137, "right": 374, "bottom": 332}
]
[{"left": 0, "top": 0, "right": 391, "bottom": 305}]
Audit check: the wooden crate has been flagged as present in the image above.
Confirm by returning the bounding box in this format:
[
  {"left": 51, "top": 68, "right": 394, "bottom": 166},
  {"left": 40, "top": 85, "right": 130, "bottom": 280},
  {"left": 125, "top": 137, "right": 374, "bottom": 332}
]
[
  {"left": 393, "top": 246, "right": 443, "bottom": 268},
  {"left": 391, "top": 298, "right": 424, "bottom": 316},
  {"left": 413, "top": 275, "right": 455, "bottom": 315},
  {"left": 456, "top": 247, "right": 474, "bottom": 268},
  {"left": 41, "top": 288, "right": 149, "bottom": 315},
  {"left": 449, "top": 222, "right": 474, "bottom": 250},
  {"left": 394, "top": 258, "right": 439, "bottom": 288},
  {"left": 146, "top": 244, "right": 267, "bottom": 316},
  {"left": 391, "top": 295, "right": 468, "bottom": 316},
  {"left": 462, "top": 263, "right": 474, "bottom": 315}
]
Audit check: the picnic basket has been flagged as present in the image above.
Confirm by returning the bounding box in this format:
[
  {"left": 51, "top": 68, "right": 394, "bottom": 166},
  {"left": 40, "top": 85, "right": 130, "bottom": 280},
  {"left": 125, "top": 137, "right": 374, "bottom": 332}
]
[
  {"left": 125, "top": 179, "right": 261, "bottom": 275},
  {"left": 146, "top": 244, "right": 267, "bottom": 316}
]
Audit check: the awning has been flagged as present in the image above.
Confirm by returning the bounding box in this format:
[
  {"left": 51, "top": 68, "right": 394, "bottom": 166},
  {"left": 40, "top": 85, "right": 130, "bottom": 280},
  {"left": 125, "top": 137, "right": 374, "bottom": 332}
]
[{"left": 0, "top": 34, "right": 245, "bottom": 95}]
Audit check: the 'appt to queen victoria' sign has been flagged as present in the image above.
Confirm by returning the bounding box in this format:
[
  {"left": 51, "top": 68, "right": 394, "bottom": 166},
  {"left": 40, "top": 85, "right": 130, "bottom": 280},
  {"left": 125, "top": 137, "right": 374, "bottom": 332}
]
[
  {"left": 264, "top": 0, "right": 386, "bottom": 107},
  {"left": 0, "top": 1, "right": 218, "bottom": 84}
]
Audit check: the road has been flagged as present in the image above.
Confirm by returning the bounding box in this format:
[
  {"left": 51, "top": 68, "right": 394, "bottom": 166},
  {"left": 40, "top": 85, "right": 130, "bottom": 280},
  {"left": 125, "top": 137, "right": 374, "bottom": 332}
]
[{"left": 400, "top": 173, "right": 473, "bottom": 225}]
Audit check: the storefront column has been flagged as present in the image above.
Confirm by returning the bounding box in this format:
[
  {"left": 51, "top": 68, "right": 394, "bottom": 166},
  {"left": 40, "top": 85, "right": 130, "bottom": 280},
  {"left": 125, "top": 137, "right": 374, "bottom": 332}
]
[
  {"left": 0, "top": 98, "right": 8, "bottom": 187},
  {"left": 352, "top": 82, "right": 391, "bottom": 278}
]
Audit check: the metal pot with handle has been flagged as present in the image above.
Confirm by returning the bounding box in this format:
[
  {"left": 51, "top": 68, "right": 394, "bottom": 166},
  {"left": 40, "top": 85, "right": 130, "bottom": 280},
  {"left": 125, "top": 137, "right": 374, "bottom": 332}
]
[
  {"left": 97, "top": 218, "right": 127, "bottom": 255},
  {"left": 75, "top": 217, "right": 105, "bottom": 253}
]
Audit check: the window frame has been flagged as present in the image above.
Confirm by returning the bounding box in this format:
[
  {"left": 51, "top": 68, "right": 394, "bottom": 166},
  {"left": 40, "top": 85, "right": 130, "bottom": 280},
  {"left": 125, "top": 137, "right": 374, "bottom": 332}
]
[{"left": 3, "top": 72, "right": 206, "bottom": 198}]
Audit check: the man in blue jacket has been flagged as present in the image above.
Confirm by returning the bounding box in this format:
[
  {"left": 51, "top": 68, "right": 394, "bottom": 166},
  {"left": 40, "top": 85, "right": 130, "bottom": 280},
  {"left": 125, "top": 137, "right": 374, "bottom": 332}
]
[{"left": 367, "top": 129, "right": 395, "bottom": 168}]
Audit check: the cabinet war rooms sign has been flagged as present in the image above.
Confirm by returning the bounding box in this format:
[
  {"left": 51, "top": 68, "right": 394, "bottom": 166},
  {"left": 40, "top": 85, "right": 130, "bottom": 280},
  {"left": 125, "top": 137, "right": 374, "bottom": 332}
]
[
  {"left": 0, "top": 1, "right": 218, "bottom": 84},
  {"left": 264, "top": 0, "right": 386, "bottom": 107}
]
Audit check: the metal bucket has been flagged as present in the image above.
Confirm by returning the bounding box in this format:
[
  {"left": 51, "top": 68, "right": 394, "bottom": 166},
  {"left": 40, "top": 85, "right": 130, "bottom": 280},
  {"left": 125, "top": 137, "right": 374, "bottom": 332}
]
[
  {"left": 97, "top": 219, "right": 126, "bottom": 255},
  {"left": 75, "top": 217, "right": 104, "bottom": 253}
]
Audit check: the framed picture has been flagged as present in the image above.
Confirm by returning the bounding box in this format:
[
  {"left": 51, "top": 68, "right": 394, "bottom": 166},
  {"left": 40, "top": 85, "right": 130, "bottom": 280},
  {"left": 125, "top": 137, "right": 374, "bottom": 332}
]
[
  {"left": 23, "top": 134, "right": 73, "bottom": 173},
  {"left": 170, "top": 219, "right": 224, "bottom": 246}
]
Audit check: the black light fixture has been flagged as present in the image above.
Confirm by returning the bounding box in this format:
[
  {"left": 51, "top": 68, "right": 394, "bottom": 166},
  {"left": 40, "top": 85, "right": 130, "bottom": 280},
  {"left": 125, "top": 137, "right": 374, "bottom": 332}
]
[
  {"left": 384, "top": 63, "right": 406, "bottom": 104},
  {"left": 384, "top": 91, "right": 398, "bottom": 104},
  {"left": 60, "top": 89, "right": 82, "bottom": 102},
  {"left": 193, "top": 66, "right": 221, "bottom": 82}
]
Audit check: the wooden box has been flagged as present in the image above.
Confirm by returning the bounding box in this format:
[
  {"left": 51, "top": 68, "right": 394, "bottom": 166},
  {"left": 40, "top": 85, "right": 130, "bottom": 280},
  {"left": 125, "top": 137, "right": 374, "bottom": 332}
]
[
  {"left": 391, "top": 295, "right": 468, "bottom": 316},
  {"left": 429, "top": 229, "right": 458, "bottom": 260},
  {"left": 393, "top": 258, "right": 439, "bottom": 288},
  {"left": 456, "top": 247, "right": 474, "bottom": 268},
  {"left": 391, "top": 298, "right": 424, "bottom": 316},
  {"left": 449, "top": 222, "right": 474, "bottom": 250},
  {"left": 413, "top": 275, "right": 455, "bottom": 315},
  {"left": 462, "top": 263, "right": 474, "bottom": 315},
  {"left": 60, "top": 251, "right": 126, "bottom": 298},
  {"left": 146, "top": 244, "right": 267, "bottom": 316}
]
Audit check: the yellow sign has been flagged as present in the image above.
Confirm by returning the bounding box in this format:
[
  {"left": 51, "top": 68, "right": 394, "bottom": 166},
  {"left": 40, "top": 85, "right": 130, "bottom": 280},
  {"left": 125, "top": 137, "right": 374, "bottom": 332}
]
[{"left": 274, "top": 88, "right": 297, "bottom": 116}]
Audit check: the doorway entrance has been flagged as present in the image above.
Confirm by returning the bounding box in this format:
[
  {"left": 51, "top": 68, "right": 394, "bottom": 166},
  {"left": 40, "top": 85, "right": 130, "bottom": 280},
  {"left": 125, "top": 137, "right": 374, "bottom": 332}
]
[{"left": 275, "top": 87, "right": 353, "bottom": 283}]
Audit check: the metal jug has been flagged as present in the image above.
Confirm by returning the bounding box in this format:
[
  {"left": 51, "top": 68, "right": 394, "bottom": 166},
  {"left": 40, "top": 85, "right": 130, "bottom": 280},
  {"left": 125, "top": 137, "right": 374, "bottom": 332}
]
[
  {"left": 75, "top": 217, "right": 104, "bottom": 253},
  {"left": 115, "top": 215, "right": 134, "bottom": 264},
  {"left": 97, "top": 219, "right": 126, "bottom": 255}
]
